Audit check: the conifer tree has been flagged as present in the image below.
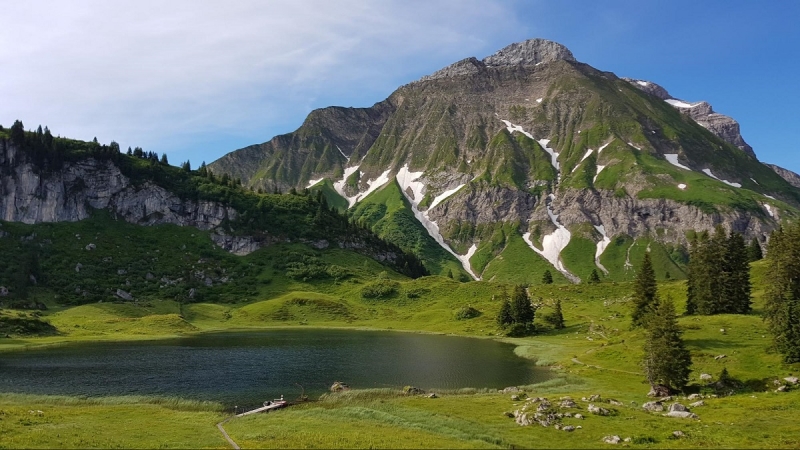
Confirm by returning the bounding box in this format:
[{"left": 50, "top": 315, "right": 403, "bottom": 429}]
[
  {"left": 642, "top": 298, "right": 692, "bottom": 393},
  {"left": 551, "top": 299, "right": 565, "bottom": 329},
  {"left": 542, "top": 269, "right": 553, "bottom": 284},
  {"left": 747, "top": 238, "right": 763, "bottom": 262},
  {"left": 497, "top": 297, "right": 513, "bottom": 327},
  {"left": 589, "top": 269, "right": 601, "bottom": 283},
  {"left": 631, "top": 252, "right": 658, "bottom": 328},
  {"left": 764, "top": 224, "right": 800, "bottom": 363},
  {"left": 510, "top": 284, "right": 535, "bottom": 326},
  {"left": 723, "top": 232, "right": 751, "bottom": 314}
]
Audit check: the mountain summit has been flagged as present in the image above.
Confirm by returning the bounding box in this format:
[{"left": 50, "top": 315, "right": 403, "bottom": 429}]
[{"left": 210, "top": 38, "right": 799, "bottom": 284}]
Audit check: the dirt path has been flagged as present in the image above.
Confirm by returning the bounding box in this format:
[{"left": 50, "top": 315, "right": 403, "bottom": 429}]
[{"left": 216, "top": 417, "right": 240, "bottom": 450}]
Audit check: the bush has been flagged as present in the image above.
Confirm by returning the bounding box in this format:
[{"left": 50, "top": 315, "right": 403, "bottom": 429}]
[
  {"left": 454, "top": 306, "right": 481, "bottom": 320},
  {"left": 360, "top": 280, "right": 400, "bottom": 299}
]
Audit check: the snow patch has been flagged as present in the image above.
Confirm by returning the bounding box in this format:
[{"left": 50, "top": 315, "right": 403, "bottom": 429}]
[
  {"left": 765, "top": 194, "right": 776, "bottom": 200},
  {"left": 333, "top": 166, "right": 361, "bottom": 208},
  {"left": 702, "top": 168, "right": 741, "bottom": 187},
  {"left": 429, "top": 184, "right": 465, "bottom": 210},
  {"left": 395, "top": 165, "right": 479, "bottom": 280},
  {"left": 764, "top": 203, "right": 774, "bottom": 217},
  {"left": 598, "top": 141, "right": 611, "bottom": 154},
  {"left": 636, "top": 80, "right": 649, "bottom": 87},
  {"left": 572, "top": 149, "right": 594, "bottom": 173},
  {"left": 624, "top": 241, "right": 635, "bottom": 271},
  {"left": 678, "top": 183, "right": 687, "bottom": 190},
  {"left": 750, "top": 178, "right": 759, "bottom": 185},
  {"left": 522, "top": 194, "right": 577, "bottom": 282},
  {"left": 361, "top": 169, "right": 392, "bottom": 200},
  {"left": 594, "top": 225, "right": 611, "bottom": 275},
  {"left": 665, "top": 98, "right": 700, "bottom": 109},
  {"left": 306, "top": 178, "right": 323, "bottom": 188},
  {"left": 594, "top": 165, "right": 605, "bottom": 183},
  {"left": 628, "top": 142, "right": 642, "bottom": 151},
  {"left": 336, "top": 145, "right": 349, "bottom": 160},
  {"left": 536, "top": 98, "right": 543, "bottom": 103},
  {"left": 501, "top": 119, "right": 560, "bottom": 171},
  {"left": 665, "top": 154, "right": 691, "bottom": 171}
]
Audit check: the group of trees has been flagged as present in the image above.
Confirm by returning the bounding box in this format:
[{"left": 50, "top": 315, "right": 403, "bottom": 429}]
[
  {"left": 496, "top": 285, "right": 536, "bottom": 335},
  {"left": 685, "top": 226, "right": 751, "bottom": 315},
  {"left": 763, "top": 223, "right": 800, "bottom": 363}
]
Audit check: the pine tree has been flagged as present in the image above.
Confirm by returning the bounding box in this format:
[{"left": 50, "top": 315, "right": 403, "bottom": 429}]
[
  {"left": 551, "top": 299, "right": 565, "bottom": 329},
  {"left": 723, "top": 232, "right": 751, "bottom": 314},
  {"left": 160, "top": 153, "right": 168, "bottom": 165},
  {"left": 10, "top": 120, "right": 25, "bottom": 146},
  {"left": 747, "top": 238, "right": 763, "bottom": 262},
  {"left": 542, "top": 269, "right": 553, "bottom": 284},
  {"left": 497, "top": 297, "right": 513, "bottom": 327},
  {"left": 510, "top": 285, "right": 534, "bottom": 326},
  {"left": 642, "top": 298, "right": 692, "bottom": 393},
  {"left": 589, "top": 269, "right": 601, "bottom": 283},
  {"left": 764, "top": 224, "right": 800, "bottom": 363},
  {"left": 631, "top": 252, "right": 658, "bottom": 328}
]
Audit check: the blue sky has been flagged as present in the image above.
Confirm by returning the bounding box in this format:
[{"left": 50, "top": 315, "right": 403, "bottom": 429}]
[{"left": 2, "top": 0, "right": 799, "bottom": 171}]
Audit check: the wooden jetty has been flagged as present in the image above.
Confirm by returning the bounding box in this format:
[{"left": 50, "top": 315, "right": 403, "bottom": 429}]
[{"left": 236, "top": 398, "right": 288, "bottom": 417}]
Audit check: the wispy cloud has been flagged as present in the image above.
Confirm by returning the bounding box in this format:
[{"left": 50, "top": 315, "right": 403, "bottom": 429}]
[{"left": 0, "top": 0, "right": 522, "bottom": 162}]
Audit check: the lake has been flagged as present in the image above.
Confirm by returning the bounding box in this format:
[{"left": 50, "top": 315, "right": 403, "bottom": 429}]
[{"left": 0, "top": 329, "right": 546, "bottom": 407}]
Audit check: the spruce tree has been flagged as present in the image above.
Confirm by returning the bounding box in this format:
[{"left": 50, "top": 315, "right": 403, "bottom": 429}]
[
  {"left": 589, "top": 269, "right": 601, "bottom": 284},
  {"left": 510, "top": 285, "right": 534, "bottom": 326},
  {"left": 642, "top": 298, "right": 692, "bottom": 393},
  {"left": 551, "top": 299, "right": 565, "bottom": 329},
  {"left": 747, "top": 238, "right": 763, "bottom": 262},
  {"left": 542, "top": 269, "right": 553, "bottom": 284},
  {"left": 497, "top": 297, "right": 513, "bottom": 327},
  {"left": 723, "top": 232, "right": 751, "bottom": 314},
  {"left": 764, "top": 224, "right": 800, "bottom": 363},
  {"left": 631, "top": 252, "right": 658, "bottom": 328}
]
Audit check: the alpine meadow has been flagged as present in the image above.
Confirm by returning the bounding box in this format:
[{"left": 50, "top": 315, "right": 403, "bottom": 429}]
[{"left": 3, "top": 34, "right": 800, "bottom": 449}]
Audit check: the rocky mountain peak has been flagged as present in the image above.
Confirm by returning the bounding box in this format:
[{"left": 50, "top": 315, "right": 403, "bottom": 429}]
[
  {"left": 483, "top": 38, "right": 576, "bottom": 67},
  {"left": 417, "top": 38, "right": 575, "bottom": 82},
  {"left": 624, "top": 78, "right": 755, "bottom": 158}
]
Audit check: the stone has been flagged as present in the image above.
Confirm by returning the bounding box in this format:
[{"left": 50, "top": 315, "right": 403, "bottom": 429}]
[
  {"left": 204, "top": 277, "right": 213, "bottom": 287},
  {"left": 642, "top": 401, "right": 664, "bottom": 412},
  {"left": 607, "top": 399, "right": 623, "bottom": 406},
  {"left": 188, "top": 288, "right": 196, "bottom": 299},
  {"left": 115, "top": 289, "right": 134, "bottom": 301},
  {"left": 504, "top": 411, "right": 514, "bottom": 418},
  {"left": 75, "top": 263, "right": 83, "bottom": 273},
  {"left": 403, "top": 386, "right": 425, "bottom": 395},
  {"left": 784, "top": 376, "right": 799, "bottom": 385},
  {"left": 0, "top": 286, "right": 7, "bottom": 297},
  {"left": 501, "top": 386, "right": 520, "bottom": 393},
  {"left": 574, "top": 413, "right": 584, "bottom": 419},
  {"left": 672, "top": 430, "right": 686, "bottom": 438},
  {"left": 563, "top": 425, "right": 576, "bottom": 432},
  {"left": 689, "top": 400, "right": 705, "bottom": 408},
  {"left": 588, "top": 404, "right": 610, "bottom": 416},
  {"left": 427, "top": 393, "right": 438, "bottom": 399},
  {"left": 511, "top": 394, "right": 520, "bottom": 401},
  {"left": 700, "top": 373, "right": 713, "bottom": 381},
  {"left": 117, "top": 269, "right": 127, "bottom": 275},
  {"left": 648, "top": 384, "right": 671, "bottom": 397},
  {"left": 668, "top": 403, "right": 688, "bottom": 413},
  {"left": 560, "top": 399, "right": 578, "bottom": 408},
  {"left": 146, "top": 272, "right": 155, "bottom": 280},
  {"left": 85, "top": 243, "right": 96, "bottom": 250},
  {"left": 687, "top": 393, "right": 702, "bottom": 400},
  {"left": 602, "top": 435, "right": 621, "bottom": 444},
  {"left": 714, "top": 354, "right": 727, "bottom": 360},
  {"left": 776, "top": 385, "right": 789, "bottom": 392},
  {"left": 664, "top": 411, "right": 698, "bottom": 419},
  {"left": 330, "top": 381, "right": 350, "bottom": 392}
]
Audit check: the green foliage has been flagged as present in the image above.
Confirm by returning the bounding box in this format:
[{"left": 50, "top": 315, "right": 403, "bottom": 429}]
[
  {"left": 763, "top": 222, "right": 800, "bottom": 363},
  {"left": 686, "top": 226, "right": 751, "bottom": 315},
  {"left": 589, "top": 269, "right": 601, "bottom": 284},
  {"left": 747, "top": 237, "right": 763, "bottom": 262},
  {"left": 454, "top": 305, "right": 481, "bottom": 320},
  {"left": 543, "top": 299, "right": 565, "bottom": 329},
  {"left": 630, "top": 252, "right": 658, "bottom": 328},
  {"left": 642, "top": 298, "right": 692, "bottom": 392},
  {"left": 496, "top": 296, "right": 512, "bottom": 327},
  {"left": 360, "top": 279, "right": 400, "bottom": 299},
  {"left": 541, "top": 270, "right": 553, "bottom": 284}
]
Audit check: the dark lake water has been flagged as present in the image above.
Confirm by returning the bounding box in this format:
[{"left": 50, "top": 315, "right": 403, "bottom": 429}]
[{"left": 0, "top": 329, "right": 546, "bottom": 407}]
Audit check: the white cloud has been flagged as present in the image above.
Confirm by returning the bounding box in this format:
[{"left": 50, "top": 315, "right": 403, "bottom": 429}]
[{"left": 0, "top": 0, "right": 522, "bottom": 163}]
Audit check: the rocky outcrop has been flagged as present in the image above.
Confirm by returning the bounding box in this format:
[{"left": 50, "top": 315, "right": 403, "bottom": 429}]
[
  {"left": 767, "top": 163, "right": 800, "bottom": 189},
  {"left": 625, "top": 78, "right": 755, "bottom": 158},
  {"left": 483, "top": 38, "right": 576, "bottom": 67}
]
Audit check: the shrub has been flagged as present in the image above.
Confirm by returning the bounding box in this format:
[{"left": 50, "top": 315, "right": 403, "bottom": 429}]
[
  {"left": 454, "top": 306, "right": 481, "bottom": 320},
  {"left": 360, "top": 280, "right": 400, "bottom": 299}
]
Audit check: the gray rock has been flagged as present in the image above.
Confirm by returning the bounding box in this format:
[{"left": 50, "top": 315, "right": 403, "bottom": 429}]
[
  {"left": 574, "top": 413, "right": 584, "bottom": 419},
  {"left": 714, "top": 354, "right": 727, "bottom": 360},
  {"left": 563, "top": 425, "right": 576, "bottom": 432},
  {"left": 668, "top": 403, "right": 688, "bottom": 413},
  {"left": 672, "top": 430, "right": 686, "bottom": 438},
  {"left": 188, "top": 288, "right": 196, "bottom": 299},
  {"left": 204, "top": 277, "right": 213, "bottom": 287},
  {"left": 511, "top": 394, "right": 520, "bottom": 401},
  {"left": 642, "top": 401, "right": 664, "bottom": 412},
  {"left": 115, "top": 289, "right": 134, "bottom": 301},
  {"left": 700, "top": 373, "right": 713, "bottom": 381},
  {"left": 117, "top": 269, "right": 127, "bottom": 275},
  {"left": 483, "top": 38, "right": 576, "bottom": 67},
  {"left": 0, "top": 286, "right": 7, "bottom": 297},
  {"left": 687, "top": 393, "right": 702, "bottom": 400},
  {"left": 560, "top": 399, "right": 578, "bottom": 408},
  {"left": 85, "top": 243, "right": 96, "bottom": 250},
  {"left": 146, "top": 272, "right": 155, "bottom": 280},
  {"left": 75, "top": 263, "right": 83, "bottom": 273},
  {"left": 427, "top": 393, "right": 438, "bottom": 399},
  {"left": 588, "top": 404, "right": 610, "bottom": 416},
  {"left": 689, "top": 400, "right": 705, "bottom": 408},
  {"left": 607, "top": 399, "right": 623, "bottom": 406},
  {"left": 664, "top": 411, "right": 699, "bottom": 419},
  {"left": 767, "top": 164, "right": 800, "bottom": 189},
  {"left": 776, "top": 385, "right": 789, "bottom": 392},
  {"left": 784, "top": 376, "right": 799, "bottom": 385},
  {"left": 602, "top": 435, "right": 621, "bottom": 444}
]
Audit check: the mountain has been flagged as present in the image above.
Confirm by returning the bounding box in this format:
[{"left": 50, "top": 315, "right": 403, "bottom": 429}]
[
  {"left": 207, "top": 38, "right": 799, "bottom": 284},
  {"left": 0, "top": 127, "right": 427, "bottom": 305}
]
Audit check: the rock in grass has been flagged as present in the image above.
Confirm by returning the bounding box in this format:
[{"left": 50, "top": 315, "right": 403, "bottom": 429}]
[
  {"left": 689, "top": 400, "right": 705, "bottom": 408},
  {"left": 700, "top": 373, "right": 713, "bottom": 381},
  {"left": 560, "top": 399, "right": 578, "bottom": 408},
  {"left": 115, "top": 289, "right": 134, "bottom": 301},
  {"left": 687, "top": 393, "right": 702, "bottom": 400},
  {"left": 672, "top": 430, "right": 686, "bottom": 438},
  {"left": 563, "top": 425, "right": 576, "bottom": 432},
  {"left": 588, "top": 404, "right": 611, "bottom": 416},
  {"left": 602, "top": 435, "right": 621, "bottom": 444},
  {"left": 664, "top": 411, "right": 699, "bottom": 419},
  {"left": 784, "top": 376, "right": 799, "bottom": 385},
  {"left": 642, "top": 401, "right": 664, "bottom": 412},
  {"left": 668, "top": 403, "right": 688, "bottom": 412}
]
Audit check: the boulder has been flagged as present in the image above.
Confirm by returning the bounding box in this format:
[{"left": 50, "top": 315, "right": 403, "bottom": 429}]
[
  {"left": 687, "top": 393, "right": 702, "bottom": 400},
  {"left": 602, "top": 435, "right": 621, "bottom": 444},
  {"left": 427, "top": 393, "right": 438, "bottom": 399},
  {"left": 330, "top": 381, "right": 350, "bottom": 392},
  {"left": 117, "top": 269, "right": 127, "bottom": 275},
  {"left": 85, "top": 243, "right": 96, "bottom": 250},
  {"left": 607, "top": 399, "right": 623, "bottom": 406},
  {"left": 672, "top": 430, "right": 686, "bottom": 438},
  {"left": 563, "top": 425, "right": 576, "bottom": 432},
  {"left": 403, "top": 386, "right": 425, "bottom": 395},
  {"left": 642, "top": 401, "right": 664, "bottom": 412},
  {"left": 0, "top": 286, "right": 7, "bottom": 297},
  {"left": 75, "top": 263, "right": 83, "bottom": 273},
  {"left": 664, "top": 411, "right": 698, "bottom": 419},
  {"left": 188, "top": 288, "right": 196, "bottom": 299},
  {"left": 700, "top": 373, "right": 713, "bottom": 381},
  {"left": 784, "top": 377, "right": 799, "bottom": 385},
  {"left": 776, "top": 385, "right": 789, "bottom": 392},
  {"left": 511, "top": 394, "right": 520, "bottom": 401},
  {"left": 146, "top": 272, "right": 155, "bottom": 280},
  {"left": 588, "top": 404, "right": 610, "bottom": 416},
  {"left": 204, "top": 277, "right": 213, "bottom": 287},
  {"left": 668, "top": 403, "right": 688, "bottom": 412},
  {"left": 648, "top": 384, "right": 671, "bottom": 397},
  {"left": 501, "top": 386, "right": 521, "bottom": 393},
  {"left": 689, "top": 400, "right": 705, "bottom": 408},
  {"left": 574, "top": 413, "right": 584, "bottom": 419},
  {"left": 560, "top": 399, "right": 578, "bottom": 408},
  {"left": 115, "top": 289, "right": 134, "bottom": 301}
]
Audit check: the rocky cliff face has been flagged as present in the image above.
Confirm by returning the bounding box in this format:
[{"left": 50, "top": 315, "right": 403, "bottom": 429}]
[
  {"left": 767, "top": 163, "right": 800, "bottom": 189},
  {"left": 0, "top": 142, "right": 261, "bottom": 254},
  {"left": 624, "top": 78, "right": 755, "bottom": 158}
]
